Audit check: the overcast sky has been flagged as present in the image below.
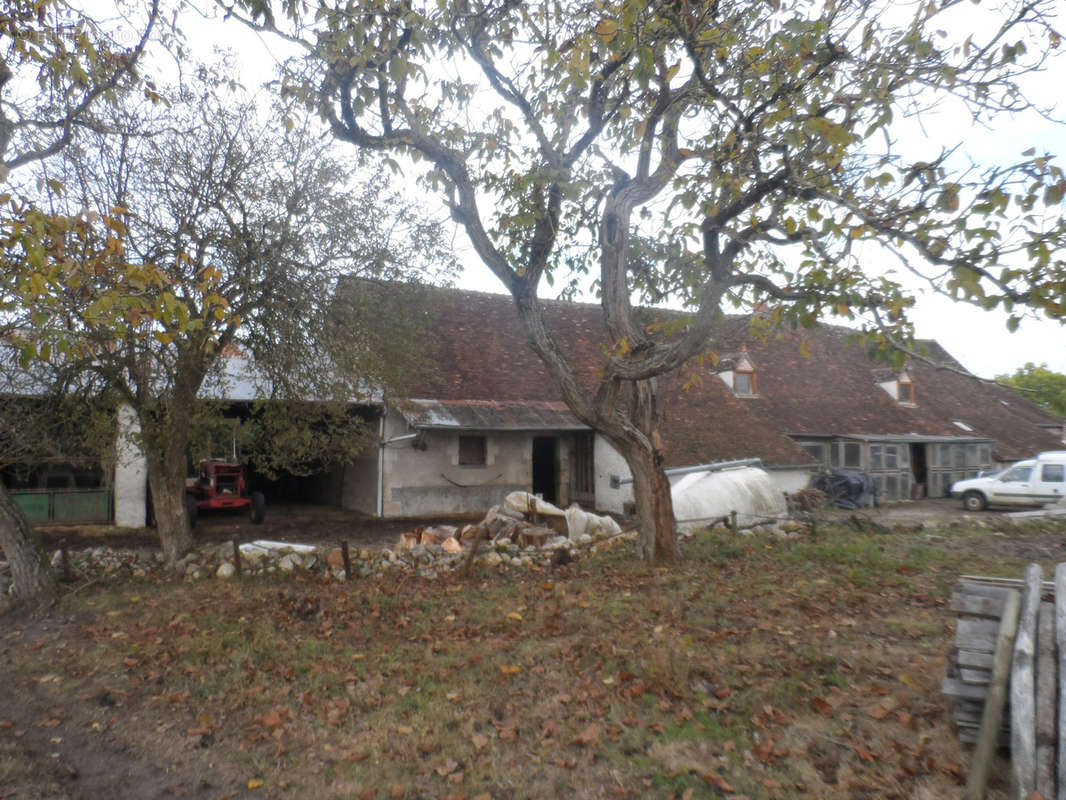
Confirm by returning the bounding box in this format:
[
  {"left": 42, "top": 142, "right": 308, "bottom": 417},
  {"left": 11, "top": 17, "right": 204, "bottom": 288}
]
[{"left": 151, "top": 3, "right": 1065, "bottom": 380}]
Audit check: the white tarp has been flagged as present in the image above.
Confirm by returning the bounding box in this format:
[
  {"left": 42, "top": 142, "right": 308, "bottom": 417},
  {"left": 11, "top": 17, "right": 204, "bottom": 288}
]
[
  {"left": 505, "top": 491, "right": 623, "bottom": 541},
  {"left": 671, "top": 466, "right": 787, "bottom": 534},
  {"left": 504, "top": 491, "right": 566, "bottom": 516}
]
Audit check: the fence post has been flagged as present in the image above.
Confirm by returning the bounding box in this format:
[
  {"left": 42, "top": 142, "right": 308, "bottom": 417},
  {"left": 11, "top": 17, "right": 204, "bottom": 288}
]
[{"left": 231, "top": 535, "right": 241, "bottom": 577}]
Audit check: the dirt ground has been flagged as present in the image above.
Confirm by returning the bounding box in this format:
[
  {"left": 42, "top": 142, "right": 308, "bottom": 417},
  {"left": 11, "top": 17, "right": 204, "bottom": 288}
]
[
  {"left": 33, "top": 497, "right": 1047, "bottom": 550},
  {"left": 35, "top": 505, "right": 485, "bottom": 553}
]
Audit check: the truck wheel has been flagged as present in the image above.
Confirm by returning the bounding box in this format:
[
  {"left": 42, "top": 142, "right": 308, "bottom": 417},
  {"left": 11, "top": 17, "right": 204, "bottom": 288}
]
[
  {"left": 250, "top": 491, "right": 266, "bottom": 524},
  {"left": 962, "top": 491, "right": 986, "bottom": 512},
  {"left": 185, "top": 494, "right": 198, "bottom": 529}
]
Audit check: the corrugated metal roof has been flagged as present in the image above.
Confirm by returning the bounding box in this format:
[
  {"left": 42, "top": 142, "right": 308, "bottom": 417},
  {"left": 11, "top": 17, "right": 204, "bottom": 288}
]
[{"left": 402, "top": 399, "right": 588, "bottom": 431}]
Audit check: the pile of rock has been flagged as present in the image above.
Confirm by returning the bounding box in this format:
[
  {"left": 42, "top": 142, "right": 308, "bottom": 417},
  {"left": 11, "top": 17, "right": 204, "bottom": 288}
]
[{"left": 395, "top": 492, "right": 625, "bottom": 557}]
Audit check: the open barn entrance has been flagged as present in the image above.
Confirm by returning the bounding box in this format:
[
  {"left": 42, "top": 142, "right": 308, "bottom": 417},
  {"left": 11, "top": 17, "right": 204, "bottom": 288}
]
[{"left": 532, "top": 436, "right": 558, "bottom": 505}]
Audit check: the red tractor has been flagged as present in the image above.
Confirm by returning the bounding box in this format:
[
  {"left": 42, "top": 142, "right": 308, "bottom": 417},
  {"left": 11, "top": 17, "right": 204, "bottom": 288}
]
[{"left": 185, "top": 460, "right": 265, "bottom": 527}]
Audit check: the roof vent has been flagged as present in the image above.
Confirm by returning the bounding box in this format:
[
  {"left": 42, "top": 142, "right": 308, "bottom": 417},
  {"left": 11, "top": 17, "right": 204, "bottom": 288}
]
[{"left": 952, "top": 419, "right": 974, "bottom": 432}]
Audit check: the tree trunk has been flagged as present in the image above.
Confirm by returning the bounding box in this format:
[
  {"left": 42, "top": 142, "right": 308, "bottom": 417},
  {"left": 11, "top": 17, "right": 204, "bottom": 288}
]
[
  {"left": 621, "top": 436, "right": 678, "bottom": 564},
  {"left": 146, "top": 448, "right": 193, "bottom": 567},
  {"left": 0, "top": 483, "right": 58, "bottom": 607}
]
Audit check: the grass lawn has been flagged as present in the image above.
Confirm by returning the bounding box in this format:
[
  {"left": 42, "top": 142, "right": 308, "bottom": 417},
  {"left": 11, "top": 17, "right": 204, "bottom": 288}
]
[{"left": 3, "top": 517, "right": 1062, "bottom": 799}]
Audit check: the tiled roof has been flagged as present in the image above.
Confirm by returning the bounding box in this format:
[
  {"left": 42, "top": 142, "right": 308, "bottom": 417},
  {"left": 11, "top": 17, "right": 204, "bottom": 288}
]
[
  {"left": 348, "top": 281, "right": 1063, "bottom": 466},
  {"left": 401, "top": 399, "right": 586, "bottom": 431}
]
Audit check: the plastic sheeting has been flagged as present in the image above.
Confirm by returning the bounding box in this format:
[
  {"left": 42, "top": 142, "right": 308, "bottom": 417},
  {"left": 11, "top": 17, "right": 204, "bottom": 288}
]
[
  {"left": 810, "top": 469, "right": 877, "bottom": 509},
  {"left": 671, "top": 466, "right": 787, "bottom": 534},
  {"left": 504, "top": 491, "right": 623, "bottom": 542},
  {"left": 564, "top": 504, "right": 622, "bottom": 542}
]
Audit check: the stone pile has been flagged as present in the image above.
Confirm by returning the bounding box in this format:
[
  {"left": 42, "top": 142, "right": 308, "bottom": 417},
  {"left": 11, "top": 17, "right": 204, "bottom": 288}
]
[
  {"left": 0, "top": 504, "right": 631, "bottom": 594},
  {"left": 396, "top": 491, "right": 625, "bottom": 557}
]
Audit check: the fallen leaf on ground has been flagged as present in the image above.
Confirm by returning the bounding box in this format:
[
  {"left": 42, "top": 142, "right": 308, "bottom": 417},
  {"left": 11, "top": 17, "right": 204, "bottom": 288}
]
[
  {"left": 810, "top": 696, "right": 834, "bottom": 716},
  {"left": 573, "top": 723, "right": 600, "bottom": 748}
]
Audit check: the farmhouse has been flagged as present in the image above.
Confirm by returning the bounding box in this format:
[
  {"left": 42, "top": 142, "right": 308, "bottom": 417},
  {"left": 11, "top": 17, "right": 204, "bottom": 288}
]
[
  {"left": 334, "top": 284, "right": 1063, "bottom": 517},
  {"left": 4, "top": 283, "right": 1063, "bottom": 525}
]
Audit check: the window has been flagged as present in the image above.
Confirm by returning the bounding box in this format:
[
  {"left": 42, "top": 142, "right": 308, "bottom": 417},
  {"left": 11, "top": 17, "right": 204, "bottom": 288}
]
[
  {"left": 801, "top": 443, "right": 826, "bottom": 465},
  {"left": 458, "top": 435, "right": 487, "bottom": 466},
  {"left": 1002, "top": 466, "right": 1032, "bottom": 482},
  {"left": 897, "top": 380, "right": 914, "bottom": 403},
  {"left": 870, "top": 445, "right": 883, "bottom": 470},
  {"left": 734, "top": 370, "right": 756, "bottom": 396},
  {"left": 884, "top": 445, "right": 898, "bottom": 469},
  {"left": 965, "top": 444, "right": 978, "bottom": 467},
  {"left": 1042, "top": 464, "right": 1065, "bottom": 483},
  {"left": 843, "top": 442, "right": 861, "bottom": 468},
  {"left": 978, "top": 445, "right": 991, "bottom": 465},
  {"left": 952, "top": 446, "right": 965, "bottom": 468}
]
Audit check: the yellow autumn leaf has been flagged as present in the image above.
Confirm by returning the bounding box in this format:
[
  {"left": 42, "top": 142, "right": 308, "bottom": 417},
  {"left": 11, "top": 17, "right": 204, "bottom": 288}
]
[
  {"left": 595, "top": 19, "right": 618, "bottom": 42},
  {"left": 506, "top": 612, "right": 523, "bottom": 621},
  {"left": 247, "top": 778, "right": 264, "bottom": 790},
  {"left": 499, "top": 664, "right": 521, "bottom": 675}
]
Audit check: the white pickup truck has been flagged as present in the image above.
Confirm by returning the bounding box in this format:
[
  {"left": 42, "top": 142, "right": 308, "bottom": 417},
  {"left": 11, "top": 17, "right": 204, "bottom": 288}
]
[{"left": 951, "top": 451, "right": 1066, "bottom": 511}]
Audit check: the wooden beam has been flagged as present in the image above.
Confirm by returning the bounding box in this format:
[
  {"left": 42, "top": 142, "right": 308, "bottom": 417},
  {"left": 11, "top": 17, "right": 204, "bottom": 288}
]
[
  {"left": 1055, "top": 564, "right": 1066, "bottom": 800},
  {"left": 1036, "top": 601, "right": 1056, "bottom": 799},
  {"left": 1011, "top": 564, "right": 1043, "bottom": 800},
  {"left": 965, "top": 588, "right": 1020, "bottom": 800}
]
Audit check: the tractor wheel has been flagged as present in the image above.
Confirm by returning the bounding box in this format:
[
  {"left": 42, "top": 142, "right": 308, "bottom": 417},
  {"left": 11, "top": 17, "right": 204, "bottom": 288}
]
[
  {"left": 250, "top": 491, "right": 266, "bottom": 524},
  {"left": 962, "top": 491, "right": 987, "bottom": 512},
  {"left": 185, "top": 494, "right": 199, "bottom": 529}
]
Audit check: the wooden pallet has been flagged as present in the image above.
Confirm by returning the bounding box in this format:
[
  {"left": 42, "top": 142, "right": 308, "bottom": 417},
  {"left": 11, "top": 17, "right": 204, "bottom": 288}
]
[{"left": 943, "top": 564, "right": 1065, "bottom": 800}]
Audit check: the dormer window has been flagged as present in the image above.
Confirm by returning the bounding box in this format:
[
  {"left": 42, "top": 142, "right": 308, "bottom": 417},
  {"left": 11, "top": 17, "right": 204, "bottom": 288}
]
[
  {"left": 875, "top": 366, "right": 916, "bottom": 406},
  {"left": 897, "top": 374, "right": 914, "bottom": 404},
  {"left": 715, "top": 344, "right": 758, "bottom": 397},
  {"left": 734, "top": 367, "right": 756, "bottom": 396}
]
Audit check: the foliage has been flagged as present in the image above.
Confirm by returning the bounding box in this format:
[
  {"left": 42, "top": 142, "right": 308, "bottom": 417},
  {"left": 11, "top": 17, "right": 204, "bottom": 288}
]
[
  {"left": 0, "top": 0, "right": 161, "bottom": 604},
  {"left": 3, "top": 64, "right": 453, "bottom": 561},
  {"left": 998, "top": 362, "right": 1066, "bottom": 418},
  {"left": 6, "top": 518, "right": 1052, "bottom": 796},
  {"left": 0, "top": 0, "right": 161, "bottom": 175},
  {"left": 238, "top": 0, "right": 1065, "bottom": 562},
  {"left": 230, "top": 401, "right": 377, "bottom": 480}
]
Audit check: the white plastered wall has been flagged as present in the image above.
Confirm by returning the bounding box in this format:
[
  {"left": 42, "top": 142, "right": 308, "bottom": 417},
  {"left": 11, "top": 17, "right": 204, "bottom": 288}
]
[
  {"left": 377, "top": 409, "right": 537, "bottom": 517},
  {"left": 114, "top": 404, "right": 147, "bottom": 528}
]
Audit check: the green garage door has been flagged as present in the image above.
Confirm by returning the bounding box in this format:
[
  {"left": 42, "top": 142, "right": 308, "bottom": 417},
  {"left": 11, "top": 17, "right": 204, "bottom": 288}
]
[{"left": 11, "top": 489, "right": 112, "bottom": 524}]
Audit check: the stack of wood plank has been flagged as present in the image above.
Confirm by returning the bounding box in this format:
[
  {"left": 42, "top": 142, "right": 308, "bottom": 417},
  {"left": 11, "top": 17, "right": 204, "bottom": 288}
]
[{"left": 941, "top": 564, "right": 1064, "bottom": 800}]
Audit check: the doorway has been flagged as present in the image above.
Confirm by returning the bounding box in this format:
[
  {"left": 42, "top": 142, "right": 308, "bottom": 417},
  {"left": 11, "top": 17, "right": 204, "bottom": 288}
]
[
  {"left": 532, "top": 436, "right": 558, "bottom": 505},
  {"left": 910, "top": 443, "right": 928, "bottom": 498}
]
